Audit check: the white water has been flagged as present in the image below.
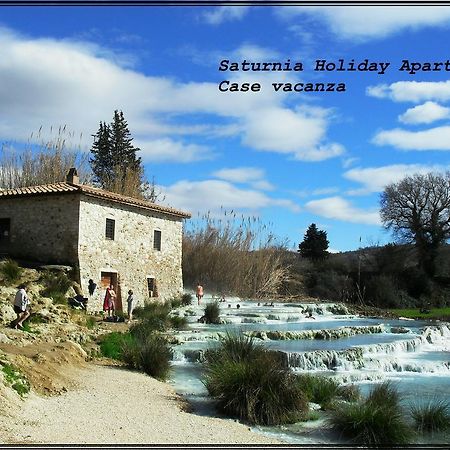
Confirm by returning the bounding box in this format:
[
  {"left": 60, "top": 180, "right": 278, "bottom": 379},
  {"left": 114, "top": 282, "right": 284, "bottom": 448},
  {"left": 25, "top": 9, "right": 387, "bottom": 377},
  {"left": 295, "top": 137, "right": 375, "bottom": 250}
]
[{"left": 168, "top": 297, "right": 450, "bottom": 444}]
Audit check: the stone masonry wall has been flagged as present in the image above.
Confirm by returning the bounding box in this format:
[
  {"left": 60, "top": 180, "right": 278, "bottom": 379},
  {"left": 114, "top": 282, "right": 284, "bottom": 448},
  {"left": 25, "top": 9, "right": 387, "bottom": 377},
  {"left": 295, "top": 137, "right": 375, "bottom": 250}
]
[
  {"left": 77, "top": 195, "right": 184, "bottom": 311},
  {"left": 0, "top": 194, "right": 80, "bottom": 264}
]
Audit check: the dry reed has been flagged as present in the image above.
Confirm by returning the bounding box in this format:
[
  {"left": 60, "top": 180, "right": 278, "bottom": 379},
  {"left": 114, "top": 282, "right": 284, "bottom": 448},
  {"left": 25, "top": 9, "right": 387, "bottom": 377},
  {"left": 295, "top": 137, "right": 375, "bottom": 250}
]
[{"left": 182, "top": 211, "right": 289, "bottom": 298}]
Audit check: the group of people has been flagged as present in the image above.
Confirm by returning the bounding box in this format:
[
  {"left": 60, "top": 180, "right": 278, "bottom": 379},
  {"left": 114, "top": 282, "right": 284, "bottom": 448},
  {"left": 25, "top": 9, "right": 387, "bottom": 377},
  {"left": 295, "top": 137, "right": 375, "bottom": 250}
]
[{"left": 103, "top": 284, "right": 134, "bottom": 322}]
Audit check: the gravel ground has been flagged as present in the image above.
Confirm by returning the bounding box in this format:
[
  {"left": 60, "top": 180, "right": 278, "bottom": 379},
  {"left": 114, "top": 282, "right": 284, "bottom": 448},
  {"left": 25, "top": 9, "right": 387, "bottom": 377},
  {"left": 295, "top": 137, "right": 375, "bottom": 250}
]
[{"left": 0, "top": 364, "right": 282, "bottom": 444}]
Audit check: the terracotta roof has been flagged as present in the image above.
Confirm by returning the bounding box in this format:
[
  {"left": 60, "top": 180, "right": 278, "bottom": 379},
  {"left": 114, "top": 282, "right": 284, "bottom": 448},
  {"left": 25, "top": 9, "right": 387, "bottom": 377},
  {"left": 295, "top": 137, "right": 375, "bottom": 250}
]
[{"left": 0, "top": 182, "right": 191, "bottom": 219}]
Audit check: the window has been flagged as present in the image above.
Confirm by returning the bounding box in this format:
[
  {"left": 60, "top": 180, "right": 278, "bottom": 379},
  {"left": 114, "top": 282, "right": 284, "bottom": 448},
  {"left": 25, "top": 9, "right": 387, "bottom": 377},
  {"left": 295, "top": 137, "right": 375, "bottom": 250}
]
[
  {"left": 105, "top": 218, "right": 115, "bottom": 240},
  {"left": 153, "top": 230, "right": 161, "bottom": 251},
  {"left": 0, "top": 219, "right": 10, "bottom": 242},
  {"left": 147, "top": 277, "right": 158, "bottom": 298}
]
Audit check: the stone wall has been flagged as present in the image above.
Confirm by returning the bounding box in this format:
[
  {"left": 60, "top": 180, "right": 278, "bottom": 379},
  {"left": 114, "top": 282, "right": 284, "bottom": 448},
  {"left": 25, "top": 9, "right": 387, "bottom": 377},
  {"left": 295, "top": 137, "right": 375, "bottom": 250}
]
[
  {"left": 77, "top": 195, "right": 184, "bottom": 311},
  {"left": 0, "top": 194, "right": 80, "bottom": 264}
]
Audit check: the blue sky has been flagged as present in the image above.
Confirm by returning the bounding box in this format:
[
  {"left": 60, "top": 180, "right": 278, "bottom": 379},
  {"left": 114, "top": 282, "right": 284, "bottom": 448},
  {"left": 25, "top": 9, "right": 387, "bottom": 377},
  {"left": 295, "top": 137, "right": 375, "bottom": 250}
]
[{"left": 1, "top": 5, "right": 450, "bottom": 252}]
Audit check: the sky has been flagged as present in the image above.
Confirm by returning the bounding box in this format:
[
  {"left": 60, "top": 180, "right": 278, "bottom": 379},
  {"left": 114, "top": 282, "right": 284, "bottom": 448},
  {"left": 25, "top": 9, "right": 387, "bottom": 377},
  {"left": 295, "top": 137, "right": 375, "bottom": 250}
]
[{"left": 1, "top": 4, "right": 450, "bottom": 252}]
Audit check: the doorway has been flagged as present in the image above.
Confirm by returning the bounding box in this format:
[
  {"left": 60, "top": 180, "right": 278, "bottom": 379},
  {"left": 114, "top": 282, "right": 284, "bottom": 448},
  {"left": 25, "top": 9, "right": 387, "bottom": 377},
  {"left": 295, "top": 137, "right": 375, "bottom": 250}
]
[{"left": 100, "top": 271, "right": 122, "bottom": 311}]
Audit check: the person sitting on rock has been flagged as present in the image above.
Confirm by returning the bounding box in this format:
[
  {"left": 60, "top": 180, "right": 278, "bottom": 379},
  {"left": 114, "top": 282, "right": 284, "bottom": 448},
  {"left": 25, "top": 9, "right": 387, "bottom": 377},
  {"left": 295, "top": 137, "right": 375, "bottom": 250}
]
[{"left": 69, "top": 293, "right": 88, "bottom": 310}]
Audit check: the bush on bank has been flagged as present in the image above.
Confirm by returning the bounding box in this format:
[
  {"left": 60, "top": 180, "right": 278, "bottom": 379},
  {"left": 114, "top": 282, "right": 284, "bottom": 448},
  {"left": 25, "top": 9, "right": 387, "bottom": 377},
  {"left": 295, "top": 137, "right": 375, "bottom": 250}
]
[{"left": 203, "top": 333, "right": 308, "bottom": 425}]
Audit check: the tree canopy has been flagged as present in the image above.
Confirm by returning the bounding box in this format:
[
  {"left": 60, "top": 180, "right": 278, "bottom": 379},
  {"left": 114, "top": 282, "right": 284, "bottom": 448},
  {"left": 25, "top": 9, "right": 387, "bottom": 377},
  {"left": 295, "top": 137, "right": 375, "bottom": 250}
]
[
  {"left": 298, "top": 223, "right": 329, "bottom": 260},
  {"left": 380, "top": 172, "right": 450, "bottom": 277}
]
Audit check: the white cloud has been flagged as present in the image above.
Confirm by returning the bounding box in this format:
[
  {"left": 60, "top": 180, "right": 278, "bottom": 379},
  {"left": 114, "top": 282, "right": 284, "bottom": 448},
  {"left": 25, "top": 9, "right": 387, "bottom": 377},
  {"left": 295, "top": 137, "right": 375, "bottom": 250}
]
[
  {"left": 344, "top": 163, "right": 450, "bottom": 194},
  {"left": 305, "top": 196, "right": 380, "bottom": 225},
  {"left": 161, "top": 179, "right": 300, "bottom": 215},
  {"left": 231, "top": 44, "right": 280, "bottom": 61},
  {"left": 279, "top": 7, "right": 450, "bottom": 40},
  {"left": 367, "top": 81, "right": 450, "bottom": 103},
  {"left": 242, "top": 107, "right": 344, "bottom": 161},
  {"left": 212, "top": 167, "right": 274, "bottom": 190},
  {"left": 373, "top": 126, "right": 450, "bottom": 151},
  {"left": 213, "top": 167, "right": 264, "bottom": 183},
  {"left": 0, "top": 28, "right": 342, "bottom": 164},
  {"left": 342, "top": 157, "right": 359, "bottom": 169},
  {"left": 201, "top": 6, "right": 250, "bottom": 25},
  {"left": 135, "top": 138, "right": 214, "bottom": 163},
  {"left": 398, "top": 101, "right": 450, "bottom": 124}
]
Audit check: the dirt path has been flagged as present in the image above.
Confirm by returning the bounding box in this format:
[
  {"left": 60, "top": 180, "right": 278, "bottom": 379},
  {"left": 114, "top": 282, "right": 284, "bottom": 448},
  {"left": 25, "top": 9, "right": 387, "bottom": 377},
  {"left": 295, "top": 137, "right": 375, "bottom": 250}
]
[{"left": 0, "top": 363, "right": 282, "bottom": 444}]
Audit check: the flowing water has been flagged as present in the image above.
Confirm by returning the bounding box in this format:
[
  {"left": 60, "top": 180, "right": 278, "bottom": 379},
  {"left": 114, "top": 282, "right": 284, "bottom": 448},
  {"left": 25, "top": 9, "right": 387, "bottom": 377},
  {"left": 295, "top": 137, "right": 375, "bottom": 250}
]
[{"left": 167, "top": 297, "right": 450, "bottom": 444}]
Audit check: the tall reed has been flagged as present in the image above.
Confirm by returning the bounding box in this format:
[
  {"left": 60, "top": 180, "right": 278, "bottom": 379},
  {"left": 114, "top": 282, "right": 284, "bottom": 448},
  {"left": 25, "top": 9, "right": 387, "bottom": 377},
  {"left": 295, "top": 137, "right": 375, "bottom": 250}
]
[
  {"left": 0, "top": 126, "right": 91, "bottom": 189},
  {"left": 183, "top": 211, "right": 289, "bottom": 298}
]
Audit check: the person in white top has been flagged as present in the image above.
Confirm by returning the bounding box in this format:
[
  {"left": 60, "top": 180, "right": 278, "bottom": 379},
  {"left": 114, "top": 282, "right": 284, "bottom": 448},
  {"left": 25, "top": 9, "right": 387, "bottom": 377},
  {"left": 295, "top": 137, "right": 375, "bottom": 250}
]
[{"left": 13, "top": 284, "right": 30, "bottom": 329}]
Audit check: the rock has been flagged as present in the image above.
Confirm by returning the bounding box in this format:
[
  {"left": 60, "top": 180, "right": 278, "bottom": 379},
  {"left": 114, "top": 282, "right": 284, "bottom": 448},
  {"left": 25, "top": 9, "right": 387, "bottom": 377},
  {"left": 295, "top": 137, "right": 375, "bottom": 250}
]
[
  {"left": 391, "top": 326, "right": 410, "bottom": 334},
  {"left": 0, "top": 333, "right": 11, "bottom": 343},
  {"left": 0, "top": 303, "right": 16, "bottom": 325}
]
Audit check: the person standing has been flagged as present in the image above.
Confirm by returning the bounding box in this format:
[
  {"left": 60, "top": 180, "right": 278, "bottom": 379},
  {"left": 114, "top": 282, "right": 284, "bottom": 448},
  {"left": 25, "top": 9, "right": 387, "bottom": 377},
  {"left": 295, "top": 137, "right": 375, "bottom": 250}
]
[
  {"left": 13, "top": 284, "right": 30, "bottom": 329},
  {"left": 103, "top": 284, "right": 116, "bottom": 318},
  {"left": 88, "top": 279, "right": 97, "bottom": 296},
  {"left": 127, "top": 289, "right": 134, "bottom": 323},
  {"left": 196, "top": 283, "right": 204, "bottom": 305}
]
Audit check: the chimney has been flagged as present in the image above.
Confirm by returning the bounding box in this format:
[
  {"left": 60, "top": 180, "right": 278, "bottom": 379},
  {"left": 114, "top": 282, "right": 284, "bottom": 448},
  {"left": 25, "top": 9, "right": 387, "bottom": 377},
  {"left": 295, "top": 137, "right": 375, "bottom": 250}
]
[{"left": 66, "top": 167, "right": 80, "bottom": 185}]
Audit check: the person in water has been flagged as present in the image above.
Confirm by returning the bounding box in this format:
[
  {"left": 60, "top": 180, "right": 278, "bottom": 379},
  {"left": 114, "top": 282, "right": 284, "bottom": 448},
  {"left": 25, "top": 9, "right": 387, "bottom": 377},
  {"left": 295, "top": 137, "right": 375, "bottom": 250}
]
[{"left": 196, "top": 283, "right": 204, "bottom": 305}]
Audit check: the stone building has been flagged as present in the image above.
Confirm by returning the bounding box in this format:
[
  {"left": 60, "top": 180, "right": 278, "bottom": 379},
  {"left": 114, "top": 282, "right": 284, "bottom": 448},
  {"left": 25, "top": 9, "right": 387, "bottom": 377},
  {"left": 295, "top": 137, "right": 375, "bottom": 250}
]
[{"left": 0, "top": 169, "right": 190, "bottom": 311}]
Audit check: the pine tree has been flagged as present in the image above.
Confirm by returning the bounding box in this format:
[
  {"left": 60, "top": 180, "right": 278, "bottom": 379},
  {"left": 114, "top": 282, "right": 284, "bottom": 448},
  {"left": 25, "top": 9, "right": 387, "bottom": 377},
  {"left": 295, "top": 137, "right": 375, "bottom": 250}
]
[
  {"left": 298, "top": 223, "right": 329, "bottom": 260},
  {"left": 90, "top": 111, "right": 145, "bottom": 198}
]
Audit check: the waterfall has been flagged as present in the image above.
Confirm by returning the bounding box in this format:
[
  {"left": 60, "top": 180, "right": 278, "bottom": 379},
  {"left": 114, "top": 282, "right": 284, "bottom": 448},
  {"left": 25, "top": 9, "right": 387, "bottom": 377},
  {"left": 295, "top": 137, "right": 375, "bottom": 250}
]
[
  {"left": 281, "top": 348, "right": 364, "bottom": 370},
  {"left": 279, "top": 324, "right": 450, "bottom": 374},
  {"left": 247, "top": 324, "right": 384, "bottom": 341}
]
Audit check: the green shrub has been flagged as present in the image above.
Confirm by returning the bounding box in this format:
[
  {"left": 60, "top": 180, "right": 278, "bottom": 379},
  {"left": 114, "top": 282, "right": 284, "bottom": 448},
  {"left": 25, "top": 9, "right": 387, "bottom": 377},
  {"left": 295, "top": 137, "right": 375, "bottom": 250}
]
[
  {"left": 132, "top": 301, "right": 171, "bottom": 323},
  {"left": 338, "top": 384, "right": 361, "bottom": 403},
  {"left": 366, "top": 381, "right": 400, "bottom": 409},
  {"left": 85, "top": 316, "right": 97, "bottom": 330},
  {"left": 330, "top": 382, "right": 412, "bottom": 446},
  {"left": 295, "top": 374, "right": 340, "bottom": 409},
  {"left": 205, "top": 331, "right": 265, "bottom": 364},
  {"left": 1, "top": 363, "right": 30, "bottom": 396},
  {"left": 203, "top": 333, "right": 308, "bottom": 425},
  {"left": 181, "top": 293, "right": 193, "bottom": 306},
  {"left": 120, "top": 332, "right": 172, "bottom": 381},
  {"left": 169, "top": 315, "right": 188, "bottom": 330},
  {"left": 0, "top": 259, "right": 23, "bottom": 284},
  {"left": 410, "top": 399, "right": 450, "bottom": 434},
  {"left": 99, "top": 332, "right": 135, "bottom": 360},
  {"left": 41, "top": 271, "right": 72, "bottom": 302},
  {"left": 136, "top": 334, "right": 173, "bottom": 381},
  {"left": 204, "top": 301, "right": 220, "bottom": 324},
  {"left": 50, "top": 292, "right": 67, "bottom": 305},
  {"left": 20, "top": 322, "right": 39, "bottom": 334},
  {"left": 170, "top": 296, "right": 182, "bottom": 309}
]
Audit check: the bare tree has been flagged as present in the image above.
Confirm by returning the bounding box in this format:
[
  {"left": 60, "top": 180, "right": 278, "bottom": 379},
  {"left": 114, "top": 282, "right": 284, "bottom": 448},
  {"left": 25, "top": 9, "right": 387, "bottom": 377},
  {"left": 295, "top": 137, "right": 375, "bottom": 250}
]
[{"left": 380, "top": 172, "right": 450, "bottom": 277}]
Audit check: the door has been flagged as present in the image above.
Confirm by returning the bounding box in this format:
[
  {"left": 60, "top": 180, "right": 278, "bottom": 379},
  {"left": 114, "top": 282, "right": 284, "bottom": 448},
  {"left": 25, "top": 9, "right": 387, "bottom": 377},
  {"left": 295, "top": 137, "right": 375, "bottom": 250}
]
[{"left": 100, "top": 271, "right": 122, "bottom": 312}]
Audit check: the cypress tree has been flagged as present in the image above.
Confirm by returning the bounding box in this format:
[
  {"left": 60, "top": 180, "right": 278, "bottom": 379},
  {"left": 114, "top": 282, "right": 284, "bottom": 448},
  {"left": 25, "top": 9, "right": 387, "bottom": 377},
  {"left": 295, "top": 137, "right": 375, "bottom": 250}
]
[
  {"left": 90, "top": 121, "right": 112, "bottom": 186},
  {"left": 90, "top": 110, "right": 145, "bottom": 198},
  {"left": 110, "top": 110, "right": 142, "bottom": 172}
]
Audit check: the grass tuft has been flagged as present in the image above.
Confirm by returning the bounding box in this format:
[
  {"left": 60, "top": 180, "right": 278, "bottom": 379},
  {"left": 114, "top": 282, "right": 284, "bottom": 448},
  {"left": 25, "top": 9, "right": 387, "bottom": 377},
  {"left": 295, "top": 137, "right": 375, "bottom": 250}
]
[
  {"left": 99, "top": 332, "right": 135, "bottom": 360},
  {"left": 295, "top": 374, "right": 340, "bottom": 409},
  {"left": 410, "top": 399, "right": 450, "bottom": 434},
  {"left": 204, "top": 301, "right": 220, "bottom": 324},
  {"left": 0, "top": 259, "right": 23, "bottom": 284},
  {"left": 40, "top": 271, "right": 72, "bottom": 303},
  {"left": 1, "top": 363, "right": 30, "bottom": 396},
  {"left": 330, "top": 381, "right": 412, "bottom": 446},
  {"left": 203, "top": 332, "right": 308, "bottom": 425},
  {"left": 181, "top": 293, "right": 193, "bottom": 306}
]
